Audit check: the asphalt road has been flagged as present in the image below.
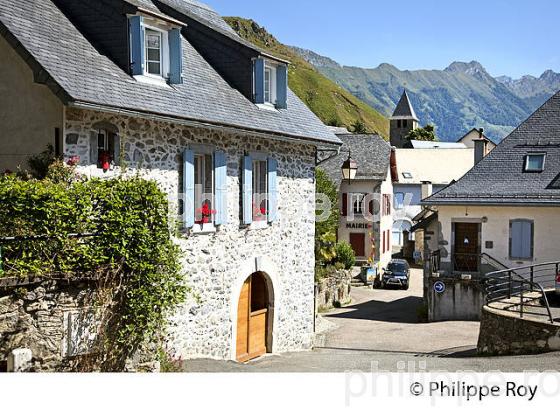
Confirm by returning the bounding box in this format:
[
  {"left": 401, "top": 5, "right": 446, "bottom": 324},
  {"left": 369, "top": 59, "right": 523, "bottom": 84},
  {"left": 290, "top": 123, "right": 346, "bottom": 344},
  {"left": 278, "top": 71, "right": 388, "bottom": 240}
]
[{"left": 320, "top": 269, "right": 480, "bottom": 354}]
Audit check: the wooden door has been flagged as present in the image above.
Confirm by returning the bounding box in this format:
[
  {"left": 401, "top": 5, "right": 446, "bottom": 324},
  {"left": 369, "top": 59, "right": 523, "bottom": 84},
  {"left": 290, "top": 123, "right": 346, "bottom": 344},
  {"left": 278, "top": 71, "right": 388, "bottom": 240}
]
[
  {"left": 236, "top": 273, "right": 269, "bottom": 362},
  {"left": 349, "top": 233, "right": 366, "bottom": 257},
  {"left": 454, "top": 223, "right": 480, "bottom": 272}
]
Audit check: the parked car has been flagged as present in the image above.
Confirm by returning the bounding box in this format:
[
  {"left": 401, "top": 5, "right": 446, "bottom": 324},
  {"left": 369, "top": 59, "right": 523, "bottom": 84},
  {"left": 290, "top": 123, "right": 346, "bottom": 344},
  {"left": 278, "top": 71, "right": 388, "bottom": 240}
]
[
  {"left": 555, "top": 271, "right": 560, "bottom": 295},
  {"left": 382, "top": 259, "right": 411, "bottom": 290}
]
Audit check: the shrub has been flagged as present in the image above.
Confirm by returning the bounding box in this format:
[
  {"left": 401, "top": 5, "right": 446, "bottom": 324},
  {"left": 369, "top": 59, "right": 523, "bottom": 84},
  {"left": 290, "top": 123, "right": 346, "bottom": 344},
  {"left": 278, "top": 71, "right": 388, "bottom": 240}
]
[
  {"left": 0, "top": 172, "right": 187, "bottom": 370},
  {"left": 334, "top": 241, "right": 356, "bottom": 269}
]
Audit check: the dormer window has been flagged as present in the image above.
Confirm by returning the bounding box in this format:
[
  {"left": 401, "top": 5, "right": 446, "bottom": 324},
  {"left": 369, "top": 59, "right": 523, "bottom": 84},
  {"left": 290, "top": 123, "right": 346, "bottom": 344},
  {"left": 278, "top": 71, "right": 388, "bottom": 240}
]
[
  {"left": 128, "top": 15, "right": 183, "bottom": 85},
  {"left": 525, "top": 153, "right": 546, "bottom": 172},
  {"left": 145, "top": 29, "right": 163, "bottom": 76},
  {"left": 253, "top": 58, "right": 288, "bottom": 109}
]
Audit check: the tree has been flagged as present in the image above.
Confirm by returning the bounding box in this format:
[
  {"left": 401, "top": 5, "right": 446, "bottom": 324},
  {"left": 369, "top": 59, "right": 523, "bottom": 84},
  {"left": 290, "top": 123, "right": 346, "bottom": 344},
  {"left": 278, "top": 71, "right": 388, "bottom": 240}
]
[
  {"left": 315, "top": 168, "right": 339, "bottom": 265},
  {"left": 351, "top": 120, "right": 368, "bottom": 134},
  {"left": 406, "top": 124, "right": 438, "bottom": 142}
]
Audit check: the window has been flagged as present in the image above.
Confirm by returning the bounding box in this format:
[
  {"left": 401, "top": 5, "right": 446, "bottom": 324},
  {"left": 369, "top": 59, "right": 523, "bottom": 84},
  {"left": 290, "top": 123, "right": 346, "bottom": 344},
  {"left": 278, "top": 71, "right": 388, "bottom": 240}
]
[
  {"left": 252, "top": 159, "right": 268, "bottom": 221},
  {"left": 145, "top": 29, "right": 163, "bottom": 76},
  {"left": 352, "top": 193, "right": 366, "bottom": 215},
  {"left": 194, "top": 154, "right": 214, "bottom": 225},
  {"left": 91, "top": 124, "right": 119, "bottom": 171},
  {"left": 394, "top": 192, "right": 405, "bottom": 209},
  {"left": 382, "top": 194, "right": 392, "bottom": 216},
  {"left": 397, "top": 120, "right": 402, "bottom": 128},
  {"left": 403, "top": 119, "right": 408, "bottom": 128},
  {"left": 402, "top": 172, "right": 413, "bottom": 179},
  {"left": 509, "top": 219, "right": 534, "bottom": 260},
  {"left": 264, "top": 68, "right": 272, "bottom": 104},
  {"left": 525, "top": 153, "right": 546, "bottom": 172}
]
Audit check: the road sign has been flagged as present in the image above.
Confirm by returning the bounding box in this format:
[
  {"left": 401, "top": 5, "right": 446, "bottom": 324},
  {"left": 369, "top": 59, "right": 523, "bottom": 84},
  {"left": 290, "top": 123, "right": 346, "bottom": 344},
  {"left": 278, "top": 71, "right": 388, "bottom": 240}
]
[{"left": 434, "top": 281, "right": 446, "bottom": 294}]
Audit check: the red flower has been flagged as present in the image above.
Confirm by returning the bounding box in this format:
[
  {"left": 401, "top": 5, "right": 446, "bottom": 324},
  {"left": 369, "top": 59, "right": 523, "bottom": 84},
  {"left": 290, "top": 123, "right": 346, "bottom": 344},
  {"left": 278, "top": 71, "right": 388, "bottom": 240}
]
[
  {"left": 195, "top": 202, "right": 216, "bottom": 224},
  {"left": 67, "top": 156, "right": 80, "bottom": 166}
]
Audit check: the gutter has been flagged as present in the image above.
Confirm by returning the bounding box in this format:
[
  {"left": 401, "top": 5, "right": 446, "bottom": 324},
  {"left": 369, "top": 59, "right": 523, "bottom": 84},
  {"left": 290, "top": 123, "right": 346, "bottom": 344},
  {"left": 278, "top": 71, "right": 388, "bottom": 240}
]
[
  {"left": 68, "top": 100, "right": 342, "bottom": 149},
  {"left": 421, "top": 200, "right": 560, "bottom": 208}
]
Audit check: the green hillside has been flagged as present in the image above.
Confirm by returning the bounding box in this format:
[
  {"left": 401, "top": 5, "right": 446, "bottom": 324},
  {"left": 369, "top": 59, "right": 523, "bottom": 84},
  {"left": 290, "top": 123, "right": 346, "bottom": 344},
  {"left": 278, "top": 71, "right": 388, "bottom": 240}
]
[{"left": 224, "top": 17, "right": 389, "bottom": 138}]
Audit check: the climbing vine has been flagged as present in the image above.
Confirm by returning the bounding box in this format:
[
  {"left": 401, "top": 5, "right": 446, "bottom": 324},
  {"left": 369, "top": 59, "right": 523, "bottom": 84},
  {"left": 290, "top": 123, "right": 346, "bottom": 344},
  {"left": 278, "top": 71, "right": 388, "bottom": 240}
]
[{"left": 0, "top": 162, "right": 187, "bottom": 370}]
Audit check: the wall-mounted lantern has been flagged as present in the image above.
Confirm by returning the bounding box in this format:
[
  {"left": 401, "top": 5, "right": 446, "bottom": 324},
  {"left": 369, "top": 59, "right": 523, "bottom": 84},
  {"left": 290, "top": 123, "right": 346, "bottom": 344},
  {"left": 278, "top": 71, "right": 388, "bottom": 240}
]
[{"left": 341, "top": 151, "right": 358, "bottom": 183}]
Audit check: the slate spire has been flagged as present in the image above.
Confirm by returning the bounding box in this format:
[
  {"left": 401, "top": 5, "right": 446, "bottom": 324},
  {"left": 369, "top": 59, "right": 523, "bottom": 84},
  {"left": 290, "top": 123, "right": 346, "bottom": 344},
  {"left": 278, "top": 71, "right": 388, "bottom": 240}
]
[{"left": 391, "top": 90, "right": 419, "bottom": 121}]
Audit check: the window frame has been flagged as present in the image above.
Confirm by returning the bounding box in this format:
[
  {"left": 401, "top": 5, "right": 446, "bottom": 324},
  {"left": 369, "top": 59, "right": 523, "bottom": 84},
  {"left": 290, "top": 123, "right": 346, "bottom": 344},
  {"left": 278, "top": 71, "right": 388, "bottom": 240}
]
[
  {"left": 524, "top": 153, "right": 546, "bottom": 173},
  {"left": 249, "top": 152, "right": 270, "bottom": 229},
  {"left": 191, "top": 146, "right": 216, "bottom": 234},
  {"left": 509, "top": 219, "right": 534, "bottom": 260},
  {"left": 351, "top": 193, "right": 366, "bottom": 215},
  {"left": 141, "top": 23, "right": 170, "bottom": 81},
  {"left": 95, "top": 129, "right": 116, "bottom": 170},
  {"left": 263, "top": 64, "right": 277, "bottom": 106}
]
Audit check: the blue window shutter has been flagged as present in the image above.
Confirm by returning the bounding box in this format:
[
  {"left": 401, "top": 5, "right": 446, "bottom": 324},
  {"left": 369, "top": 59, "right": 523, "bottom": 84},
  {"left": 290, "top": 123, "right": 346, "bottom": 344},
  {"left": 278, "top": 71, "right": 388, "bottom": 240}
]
[
  {"left": 243, "top": 155, "right": 253, "bottom": 225},
  {"left": 183, "top": 149, "right": 195, "bottom": 228},
  {"left": 511, "top": 221, "right": 522, "bottom": 258},
  {"left": 276, "top": 65, "right": 288, "bottom": 109},
  {"left": 113, "top": 134, "right": 120, "bottom": 166},
  {"left": 168, "top": 28, "right": 183, "bottom": 84},
  {"left": 254, "top": 58, "right": 265, "bottom": 104},
  {"left": 521, "top": 221, "right": 533, "bottom": 259},
  {"left": 214, "top": 150, "right": 228, "bottom": 226},
  {"left": 267, "top": 157, "right": 278, "bottom": 222},
  {"left": 129, "top": 16, "right": 144, "bottom": 76}
]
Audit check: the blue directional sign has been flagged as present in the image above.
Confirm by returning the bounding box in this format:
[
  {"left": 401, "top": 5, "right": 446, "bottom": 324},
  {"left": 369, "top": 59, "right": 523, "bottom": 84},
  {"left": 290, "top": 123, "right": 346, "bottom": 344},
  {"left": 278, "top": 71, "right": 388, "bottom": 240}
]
[{"left": 434, "top": 281, "right": 446, "bottom": 294}]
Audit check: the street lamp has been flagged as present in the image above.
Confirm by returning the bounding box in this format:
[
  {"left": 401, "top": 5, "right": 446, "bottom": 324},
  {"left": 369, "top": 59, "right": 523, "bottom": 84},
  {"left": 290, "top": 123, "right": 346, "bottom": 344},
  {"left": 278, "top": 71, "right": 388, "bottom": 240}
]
[{"left": 341, "top": 151, "right": 358, "bottom": 182}]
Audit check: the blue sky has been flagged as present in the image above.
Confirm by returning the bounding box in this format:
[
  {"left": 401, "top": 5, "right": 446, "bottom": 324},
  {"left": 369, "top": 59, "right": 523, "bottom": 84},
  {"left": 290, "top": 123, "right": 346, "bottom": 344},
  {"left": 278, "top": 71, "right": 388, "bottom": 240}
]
[{"left": 204, "top": 0, "right": 560, "bottom": 78}]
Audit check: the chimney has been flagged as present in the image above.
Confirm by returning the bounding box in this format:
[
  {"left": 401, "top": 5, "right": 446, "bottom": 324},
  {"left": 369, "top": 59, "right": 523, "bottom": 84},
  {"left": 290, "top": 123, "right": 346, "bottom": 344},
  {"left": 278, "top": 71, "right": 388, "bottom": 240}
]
[
  {"left": 421, "top": 181, "right": 433, "bottom": 200},
  {"left": 474, "top": 128, "right": 488, "bottom": 165}
]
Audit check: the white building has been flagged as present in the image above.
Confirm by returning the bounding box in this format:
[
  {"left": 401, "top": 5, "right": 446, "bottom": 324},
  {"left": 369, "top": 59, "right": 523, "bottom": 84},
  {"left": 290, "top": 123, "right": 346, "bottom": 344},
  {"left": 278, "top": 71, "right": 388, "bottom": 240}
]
[{"left": 320, "top": 133, "right": 396, "bottom": 269}]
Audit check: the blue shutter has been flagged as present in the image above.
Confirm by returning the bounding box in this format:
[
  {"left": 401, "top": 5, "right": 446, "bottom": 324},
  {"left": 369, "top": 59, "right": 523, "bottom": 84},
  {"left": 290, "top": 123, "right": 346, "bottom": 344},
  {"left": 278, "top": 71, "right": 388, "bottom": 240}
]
[
  {"left": 521, "top": 221, "right": 533, "bottom": 259},
  {"left": 129, "top": 16, "right": 144, "bottom": 76},
  {"left": 254, "top": 58, "right": 265, "bottom": 104},
  {"left": 214, "top": 150, "right": 228, "bottom": 226},
  {"left": 267, "top": 157, "right": 278, "bottom": 222},
  {"left": 168, "top": 28, "right": 183, "bottom": 84},
  {"left": 243, "top": 155, "right": 253, "bottom": 225},
  {"left": 113, "top": 134, "right": 121, "bottom": 166},
  {"left": 276, "top": 65, "right": 288, "bottom": 109},
  {"left": 511, "top": 221, "right": 523, "bottom": 259},
  {"left": 183, "top": 149, "right": 195, "bottom": 228}
]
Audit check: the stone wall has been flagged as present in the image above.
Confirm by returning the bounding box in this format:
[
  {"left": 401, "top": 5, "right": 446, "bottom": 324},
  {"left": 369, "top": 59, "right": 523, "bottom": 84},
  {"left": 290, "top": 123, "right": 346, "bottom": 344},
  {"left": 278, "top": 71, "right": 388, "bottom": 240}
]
[
  {"left": 315, "top": 270, "right": 352, "bottom": 312},
  {"left": 64, "top": 107, "right": 317, "bottom": 361},
  {"left": 427, "top": 276, "right": 484, "bottom": 322},
  {"left": 478, "top": 306, "right": 560, "bottom": 355},
  {"left": 0, "top": 277, "right": 100, "bottom": 372}
]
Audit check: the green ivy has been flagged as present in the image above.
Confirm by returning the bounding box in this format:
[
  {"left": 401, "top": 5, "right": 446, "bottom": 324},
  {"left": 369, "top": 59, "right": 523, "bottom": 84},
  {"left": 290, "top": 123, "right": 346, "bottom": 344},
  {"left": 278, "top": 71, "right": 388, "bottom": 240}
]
[{"left": 0, "top": 168, "right": 187, "bottom": 370}]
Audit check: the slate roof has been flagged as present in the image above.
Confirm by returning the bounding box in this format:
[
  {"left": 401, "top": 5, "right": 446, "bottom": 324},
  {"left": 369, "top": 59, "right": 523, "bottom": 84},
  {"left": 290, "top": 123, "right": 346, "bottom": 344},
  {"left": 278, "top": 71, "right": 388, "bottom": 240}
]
[
  {"left": 391, "top": 90, "right": 418, "bottom": 121},
  {"left": 0, "top": 0, "right": 339, "bottom": 145},
  {"left": 424, "top": 90, "right": 560, "bottom": 205},
  {"left": 319, "top": 134, "right": 391, "bottom": 186}
]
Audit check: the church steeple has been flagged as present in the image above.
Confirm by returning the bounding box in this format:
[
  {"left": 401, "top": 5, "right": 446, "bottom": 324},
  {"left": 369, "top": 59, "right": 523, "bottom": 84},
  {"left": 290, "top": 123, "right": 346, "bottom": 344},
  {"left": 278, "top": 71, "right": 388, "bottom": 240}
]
[{"left": 390, "top": 90, "right": 419, "bottom": 148}]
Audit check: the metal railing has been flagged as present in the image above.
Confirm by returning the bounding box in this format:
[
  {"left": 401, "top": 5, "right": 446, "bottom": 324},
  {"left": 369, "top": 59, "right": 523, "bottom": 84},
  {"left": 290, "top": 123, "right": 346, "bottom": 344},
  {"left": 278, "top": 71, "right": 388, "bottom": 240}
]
[{"left": 484, "top": 261, "right": 560, "bottom": 324}]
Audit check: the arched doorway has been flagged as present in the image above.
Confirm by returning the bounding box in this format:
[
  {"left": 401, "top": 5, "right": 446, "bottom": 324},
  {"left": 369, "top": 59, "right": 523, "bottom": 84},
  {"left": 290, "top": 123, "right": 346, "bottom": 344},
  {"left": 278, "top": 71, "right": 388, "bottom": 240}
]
[{"left": 236, "top": 272, "right": 274, "bottom": 362}]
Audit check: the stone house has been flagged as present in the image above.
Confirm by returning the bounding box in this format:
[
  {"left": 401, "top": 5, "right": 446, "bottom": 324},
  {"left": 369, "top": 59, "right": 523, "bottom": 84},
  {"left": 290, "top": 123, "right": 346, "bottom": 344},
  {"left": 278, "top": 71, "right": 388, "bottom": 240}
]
[
  {"left": 320, "top": 133, "right": 396, "bottom": 270},
  {"left": 415, "top": 90, "right": 560, "bottom": 285},
  {"left": 0, "top": 0, "right": 341, "bottom": 363}
]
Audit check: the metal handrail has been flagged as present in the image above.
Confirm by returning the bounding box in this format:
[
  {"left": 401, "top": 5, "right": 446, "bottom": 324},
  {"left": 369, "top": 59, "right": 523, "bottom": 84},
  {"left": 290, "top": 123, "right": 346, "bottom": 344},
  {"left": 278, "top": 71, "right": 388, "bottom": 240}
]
[{"left": 484, "top": 261, "right": 559, "bottom": 324}]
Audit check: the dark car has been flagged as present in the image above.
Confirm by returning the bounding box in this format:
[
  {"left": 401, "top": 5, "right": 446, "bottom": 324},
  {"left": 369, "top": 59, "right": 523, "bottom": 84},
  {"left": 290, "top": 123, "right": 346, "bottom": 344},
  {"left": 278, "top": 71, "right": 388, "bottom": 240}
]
[{"left": 381, "top": 259, "right": 411, "bottom": 290}]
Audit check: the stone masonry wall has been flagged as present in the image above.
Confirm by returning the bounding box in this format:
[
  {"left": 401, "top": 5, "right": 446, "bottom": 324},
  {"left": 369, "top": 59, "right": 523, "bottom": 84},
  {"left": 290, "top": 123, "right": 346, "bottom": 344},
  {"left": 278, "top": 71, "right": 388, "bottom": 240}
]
[
  {"left": 64, "top": 108, "right": 317, "bottom": 360},
  {"left": 478, "top": 306, "right": 560, "bottom": 355},
  {"left": 0, "top": 278, "right": 99, "bottom": 372},
  {"left": 315, "top": 271, "right": 352, "bottom": 312}
]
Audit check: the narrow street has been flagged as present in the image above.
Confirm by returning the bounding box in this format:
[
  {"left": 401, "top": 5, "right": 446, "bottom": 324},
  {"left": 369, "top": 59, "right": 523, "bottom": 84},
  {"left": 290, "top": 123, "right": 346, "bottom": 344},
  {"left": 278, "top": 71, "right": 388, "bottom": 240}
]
[
  {"left": 320, "top": 268, "right": 479, "bottom": 355},
  {"left": 185, "top": 268, "right": 560, "bottom": 372}
]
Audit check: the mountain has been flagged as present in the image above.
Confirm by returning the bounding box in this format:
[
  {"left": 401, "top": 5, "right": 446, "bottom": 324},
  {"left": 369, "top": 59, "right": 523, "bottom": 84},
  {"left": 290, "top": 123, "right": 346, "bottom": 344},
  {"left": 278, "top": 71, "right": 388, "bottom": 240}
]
[
  {"left": 291, "top": 48, "right": 560, "bottom": 142},
  {"left": 496, "top": 70, "right": 560, "bottom": 109},
  {"left": 223, "top": 18, "right": 389, "bottom": 138}
]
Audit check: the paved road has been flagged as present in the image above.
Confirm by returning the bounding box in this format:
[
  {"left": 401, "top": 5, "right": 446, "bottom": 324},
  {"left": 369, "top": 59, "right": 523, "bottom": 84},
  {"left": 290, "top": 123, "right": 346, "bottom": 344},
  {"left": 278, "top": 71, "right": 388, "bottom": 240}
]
[
  {"left": 184, "top": 268, "right": 560, "bottom": 372},
  {"left": 320, "top": 269, "right": 480, "bottom": 354}
]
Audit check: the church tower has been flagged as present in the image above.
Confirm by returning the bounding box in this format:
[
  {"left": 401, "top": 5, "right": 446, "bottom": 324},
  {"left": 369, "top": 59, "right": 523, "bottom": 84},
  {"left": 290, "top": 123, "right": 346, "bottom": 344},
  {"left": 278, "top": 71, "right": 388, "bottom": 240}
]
[{"left": 390, "top": 90, "right": 419, "bottom": 148}]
